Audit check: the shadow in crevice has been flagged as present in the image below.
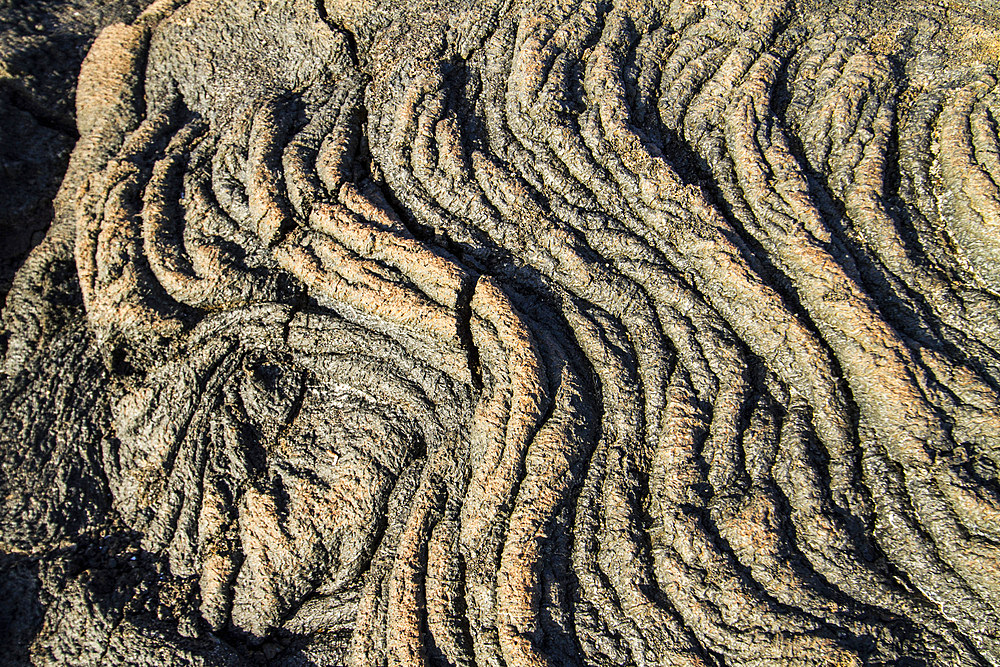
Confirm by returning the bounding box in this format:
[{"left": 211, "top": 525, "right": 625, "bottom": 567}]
[{"left": 0, "top": 552, "right": 43, "bottom": 667}]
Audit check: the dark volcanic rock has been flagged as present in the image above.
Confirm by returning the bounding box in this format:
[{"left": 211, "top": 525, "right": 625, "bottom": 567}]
[
  {"left": 0, "top": 0, "right": 148, "bottom": 306},
  {"left": 2, "top": 0, "right": 1000, "bottom": 664}
]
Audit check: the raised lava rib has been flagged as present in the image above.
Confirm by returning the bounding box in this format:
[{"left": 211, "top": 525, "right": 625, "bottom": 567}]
[{"left": 2, "top": 0, "right": 1000, "bottom": 664}]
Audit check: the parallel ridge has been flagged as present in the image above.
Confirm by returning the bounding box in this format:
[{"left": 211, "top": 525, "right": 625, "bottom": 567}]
[{"left": 59, "top": 0, "right": 1000, "bottom": 664}]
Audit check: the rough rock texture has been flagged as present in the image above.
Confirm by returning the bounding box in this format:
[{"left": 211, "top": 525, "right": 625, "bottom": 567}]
[
  {"left": 0, "top": 0, "right": 147, "bottom": 306},
  {"left": 2, "top": 0, "right": 1000, "bottom": 664}
]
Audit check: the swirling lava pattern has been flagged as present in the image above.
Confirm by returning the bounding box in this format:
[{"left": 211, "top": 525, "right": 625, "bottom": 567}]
[{"left": 55, "top": 0, "right": 1000, "bottom": 663}]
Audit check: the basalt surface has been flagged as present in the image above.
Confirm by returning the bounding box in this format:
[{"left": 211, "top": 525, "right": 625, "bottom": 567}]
[
  {"left": 2, "top": 0, "right": 1000, "bottom": 664},
  {"left": 0, "top": 0, "right": 147, "bottom": 307}
]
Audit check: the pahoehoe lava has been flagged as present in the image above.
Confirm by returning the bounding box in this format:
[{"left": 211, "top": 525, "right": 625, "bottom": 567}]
[{"left": 2, "top": 0, "right": 1000, "bottom": 664}]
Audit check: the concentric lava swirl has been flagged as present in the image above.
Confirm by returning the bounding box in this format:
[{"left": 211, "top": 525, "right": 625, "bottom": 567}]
[{"left": 7, "top": 0, "right": 1000, "bottom": 663}]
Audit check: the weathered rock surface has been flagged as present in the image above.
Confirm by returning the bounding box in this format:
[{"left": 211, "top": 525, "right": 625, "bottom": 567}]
[
  {"left": 2, "top": 0, "right": 1000, "bottom": 664},
  {"left": 0, "top": 0, "right": 147, "bottom": 306}
]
